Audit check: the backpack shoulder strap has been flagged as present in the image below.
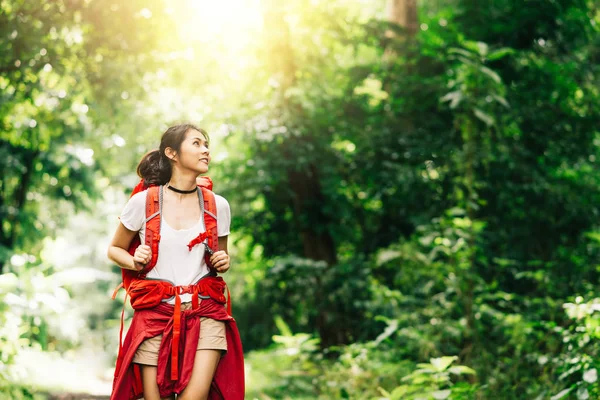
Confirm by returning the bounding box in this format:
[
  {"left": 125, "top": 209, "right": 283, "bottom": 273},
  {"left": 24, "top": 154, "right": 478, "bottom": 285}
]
[
  {"left": 200, "top": 186, "right": 219, "bottom": 267},
  {"left": 197, "top": 176, "right": 213, "bottom": 191},
  {"left": 120, "top": 182, "right": 158, "bottom": 293},
  {"left": 141, "top": 185, "right": 162, "bottom": 276}
]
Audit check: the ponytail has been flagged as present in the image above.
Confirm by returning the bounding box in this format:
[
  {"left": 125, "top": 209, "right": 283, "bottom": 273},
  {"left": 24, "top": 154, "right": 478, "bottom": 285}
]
[{"left": 136, "top": 149, "right": 171, "bottom": 186}]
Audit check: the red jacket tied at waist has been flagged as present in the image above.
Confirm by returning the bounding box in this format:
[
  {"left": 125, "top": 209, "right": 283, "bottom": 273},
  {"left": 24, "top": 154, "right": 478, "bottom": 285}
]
[
  {"left": 111, "top": 277, "right": 244, "bottom": 400},
  {"left": 128, "top": 276, "right": 228, "bottom": 311}
]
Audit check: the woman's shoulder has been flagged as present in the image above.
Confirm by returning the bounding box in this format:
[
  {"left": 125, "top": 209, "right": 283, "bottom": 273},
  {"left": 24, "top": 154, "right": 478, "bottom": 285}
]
[
  {"left": 213, "top": 193, "right": 231, "bottom": 234},
  {"left": 213, "top": 193, "right": 230, "bottom": 212},
  {"left": 213, "top": 193, "right": 228, "bottom": 204},
  {"left": 120, "top": 188, "right": 149, "bottom": 231},
  {"left": 128, "top": 189, "right": 148, "bottom": 205},
  {"left": 122, "top": 189, "right": 148, "bottom": 214}
]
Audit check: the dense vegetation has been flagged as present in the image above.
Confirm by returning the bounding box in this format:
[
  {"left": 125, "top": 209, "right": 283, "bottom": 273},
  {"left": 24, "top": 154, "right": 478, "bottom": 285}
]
[{"left": 1, "top": 0, "right": 599, "bottom": 398}]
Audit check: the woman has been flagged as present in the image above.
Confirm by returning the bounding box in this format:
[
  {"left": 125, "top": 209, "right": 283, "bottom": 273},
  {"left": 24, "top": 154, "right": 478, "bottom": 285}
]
[{"left": 107, "top": 124, "right": 244, "bottom": 400}]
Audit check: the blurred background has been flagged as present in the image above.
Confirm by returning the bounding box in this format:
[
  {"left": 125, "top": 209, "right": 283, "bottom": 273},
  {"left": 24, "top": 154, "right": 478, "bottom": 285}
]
[{"left": 1, "top": 0, "right": 600, "bottom": 398}]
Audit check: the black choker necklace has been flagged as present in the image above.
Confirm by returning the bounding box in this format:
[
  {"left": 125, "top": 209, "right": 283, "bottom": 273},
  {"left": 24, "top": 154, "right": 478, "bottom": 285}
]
[{"left": 167, "top": 185, "right": 197, "bottom": 195}]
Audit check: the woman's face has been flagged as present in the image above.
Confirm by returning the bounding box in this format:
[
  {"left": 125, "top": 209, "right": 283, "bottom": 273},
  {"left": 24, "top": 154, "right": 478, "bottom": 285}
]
[{"left": 172, "top": 128, "right": 211, "bottom": 175}]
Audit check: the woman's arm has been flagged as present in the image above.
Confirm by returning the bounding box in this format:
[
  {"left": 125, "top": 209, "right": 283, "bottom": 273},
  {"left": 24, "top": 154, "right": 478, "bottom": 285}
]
[
  {"left": 211, "top": 236, "right": 230, "bottom": 273},
  {"left": 107, "top": 223, "right": 149, "bottom": 271},
  {"left": 218, "top": 235, "right": 228, "bottom": 254}
]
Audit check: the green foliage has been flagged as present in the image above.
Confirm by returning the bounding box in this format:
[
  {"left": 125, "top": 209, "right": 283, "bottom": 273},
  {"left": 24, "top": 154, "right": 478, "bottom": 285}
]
[
  {"left": 245, "top": 316, "right": 323, "bottom": 399},
  {"left": 255, "top": 256, "right": 383, "bottom": 347},
  {"left": 0, "top": 258, "right": 75, "bottom": 397},
  {"left": 379, "top": 356, "right": 477, "bottom": 400},
  {"left": 231, "top": 0, "right": 600, "bottom": 397},
  {"left": 0, "top": 0, "right": 174, "bottom": 269},
  {"left": 246, "top": 315, "right": 477, "bottom": 399},
  {"left": 551, "top": 297, "right": 600, "bottom": 400},
  {"left": 1, "top": 0, "right": 600, "bottom": 397}
]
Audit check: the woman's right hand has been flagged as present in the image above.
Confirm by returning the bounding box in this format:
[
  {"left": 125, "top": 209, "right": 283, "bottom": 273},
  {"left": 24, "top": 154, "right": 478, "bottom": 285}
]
[{"left": 132, "top": 244, "right": 152, "bottom": 270}]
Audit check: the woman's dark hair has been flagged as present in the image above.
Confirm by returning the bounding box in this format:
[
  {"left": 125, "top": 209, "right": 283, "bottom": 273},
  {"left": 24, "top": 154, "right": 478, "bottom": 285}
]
[{"left": 136, "top": 124, "right": 209, "bottom": 186}]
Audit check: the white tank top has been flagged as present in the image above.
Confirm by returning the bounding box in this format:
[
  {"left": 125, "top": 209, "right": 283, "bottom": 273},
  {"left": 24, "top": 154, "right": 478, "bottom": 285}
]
[{"left": 146, "top": 215, "right": 209, "bottom": 303}]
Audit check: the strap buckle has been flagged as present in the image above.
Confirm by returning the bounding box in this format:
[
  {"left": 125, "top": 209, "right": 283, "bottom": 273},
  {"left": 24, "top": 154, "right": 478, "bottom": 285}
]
[
  {"left": 203, "top": 239, "right": 215, "bottom": 256},
  {"left": 177, "top": 285, "right": 194, "bottom": 295}
]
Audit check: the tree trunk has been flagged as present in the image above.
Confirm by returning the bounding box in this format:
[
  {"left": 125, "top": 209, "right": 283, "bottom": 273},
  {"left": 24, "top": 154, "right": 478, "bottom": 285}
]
[
  {"left": 262, "top": 1, "right": 337, "bottom": 266},
  {"left": 387, "top": 0, "right": 419, "bottom": 36}
]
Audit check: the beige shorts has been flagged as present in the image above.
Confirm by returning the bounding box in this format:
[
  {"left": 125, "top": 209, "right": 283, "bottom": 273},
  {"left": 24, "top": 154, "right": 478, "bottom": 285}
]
[{"left": 133, "top": 302, "right": 227, "bottom": 366}]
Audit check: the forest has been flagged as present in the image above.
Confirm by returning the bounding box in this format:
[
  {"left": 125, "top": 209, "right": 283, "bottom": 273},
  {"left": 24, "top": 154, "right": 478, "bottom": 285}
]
[{"left": 1, "top": 0, "right": 599, "bottom": 399}]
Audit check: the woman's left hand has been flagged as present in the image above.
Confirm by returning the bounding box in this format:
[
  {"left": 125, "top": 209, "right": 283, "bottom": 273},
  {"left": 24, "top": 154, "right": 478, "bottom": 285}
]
[{"left": 210, "top": 250, "right": 230, "bottom": 273}]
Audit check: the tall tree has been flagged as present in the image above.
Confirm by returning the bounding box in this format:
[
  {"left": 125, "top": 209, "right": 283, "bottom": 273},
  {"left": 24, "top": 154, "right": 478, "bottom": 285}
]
[
  {"left": 257, "top": 0, "right": 341, "bottom": 348},
  {"left": 261, "top": 0, "right": 338, "bottom": 267}
]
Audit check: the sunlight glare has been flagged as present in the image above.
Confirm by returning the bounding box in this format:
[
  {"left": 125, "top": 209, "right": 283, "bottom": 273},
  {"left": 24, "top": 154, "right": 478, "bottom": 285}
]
[{"left": 183, "top": 0, "right": 262, "bottom": 44}]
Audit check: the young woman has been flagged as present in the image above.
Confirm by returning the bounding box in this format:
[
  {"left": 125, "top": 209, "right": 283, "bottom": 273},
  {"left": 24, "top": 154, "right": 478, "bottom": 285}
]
[{"left": 107, "top": 124, "right": 244, "bottom": 400}]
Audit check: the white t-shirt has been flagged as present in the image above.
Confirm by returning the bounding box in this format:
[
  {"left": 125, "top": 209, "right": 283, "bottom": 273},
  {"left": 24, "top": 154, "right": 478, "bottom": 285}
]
[{"left": 119, "top": 189, "right": 231, "bottom": 303}]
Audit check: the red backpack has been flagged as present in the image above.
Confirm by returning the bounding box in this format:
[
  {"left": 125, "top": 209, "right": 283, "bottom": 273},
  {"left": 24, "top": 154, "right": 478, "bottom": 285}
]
[{"left": 112, "top": 176, "right": 220, "bottom": 296}]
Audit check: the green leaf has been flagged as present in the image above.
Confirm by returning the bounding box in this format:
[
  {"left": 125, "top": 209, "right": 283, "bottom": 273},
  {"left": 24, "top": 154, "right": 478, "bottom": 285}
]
[
  {"left": 551, "top": 388, "right": 572, "bottom": 400},
  {"left": 440, "top": 91, "right": 463, "bottom": 109},
  {"left": 0, "top": 273, "right": 19, "bottom": 292},
  {"left": 463, "top": 40, "right": 488, "bottom": 56},
  {"left": 478, "top": 65, "right": 502, "bottom": 84},
  {"left": 390, "top": 385, "right": 410, "bottom": 400},
  {"left": 583, "top": 368, "right": 597, "bottom": 383},
  {"left": 274, "top": 315, "right": 293, "bottom": 336},
  {"left": 473, "top": 108, "right": 495, "bottom": 126},
  {"left": 373, "top": 318, "right": 399, "bottom": 346},
  {"left": 577, "top": 387, "right": 589, "bottom": 400},
  {"left": 430, "top": 356, "right": 458, "bottom": 372},
  {"left": 492, "top": 94, "right": 510, "bottom": 108},
  {"left": 585, "top": 232, "right": 600, "bottom": 243},
  {"left": 448, "top": 365, "right": 477, "bottom": 375},
  {"left": 376, "top": 250, "right": 402, "bottom": 266},
  {"left": 487, "top": 47, "right": 516, "bottom": 60},
  {"left": 377, "top": 387, "right": 392, "bottom": 397},
  {"left": 477, "top": 42, "right": 489, "bottom": 56},
  {"left": 448, "top": 47, "right": 475, "bottom": 59},
  {"left": 432, "top": 389, "right": 452, "bottom": 399}
]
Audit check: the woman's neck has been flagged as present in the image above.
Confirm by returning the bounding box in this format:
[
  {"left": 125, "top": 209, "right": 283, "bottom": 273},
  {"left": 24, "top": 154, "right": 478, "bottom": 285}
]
[{"left": 167, "top": 172, "right": 197, "bottom": 192}]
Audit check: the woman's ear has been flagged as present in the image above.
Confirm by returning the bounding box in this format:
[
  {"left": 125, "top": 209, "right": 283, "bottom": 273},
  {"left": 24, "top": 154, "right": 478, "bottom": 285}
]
[{"left": 164, "top": 147, "right": 177, "bottom": 161}]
